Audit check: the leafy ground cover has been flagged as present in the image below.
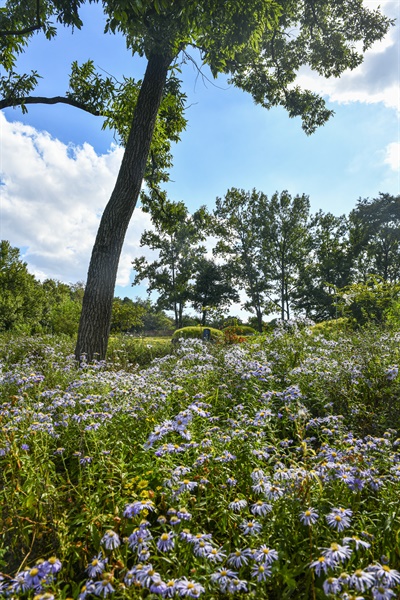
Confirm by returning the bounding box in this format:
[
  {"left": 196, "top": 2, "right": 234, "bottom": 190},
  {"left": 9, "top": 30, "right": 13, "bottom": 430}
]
[{"left": 0, "top": 322, "right": 399, "bottom": 599}]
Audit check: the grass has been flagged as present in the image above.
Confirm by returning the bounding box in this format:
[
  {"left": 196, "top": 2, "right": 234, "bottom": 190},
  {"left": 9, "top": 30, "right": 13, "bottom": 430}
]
[{"left": 0, "top": 322, "right": 399, "bottom": 599}]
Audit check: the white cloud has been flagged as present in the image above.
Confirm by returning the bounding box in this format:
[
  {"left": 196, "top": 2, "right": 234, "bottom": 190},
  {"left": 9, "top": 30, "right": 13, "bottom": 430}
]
[
  {"left": 384, "top": 142, "right": 400, "bottom": 171},
  {"left": 0, "top": 112, "right": 153, "bottom": 287},
  {"left": 295, "top": 0, "right": 400, "bottom": 111}
]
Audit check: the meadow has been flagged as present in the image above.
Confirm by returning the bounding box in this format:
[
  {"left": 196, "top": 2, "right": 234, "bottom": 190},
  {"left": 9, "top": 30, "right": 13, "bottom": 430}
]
[{"left": 0, "top": 321, "right": 399, "bottom": 599}]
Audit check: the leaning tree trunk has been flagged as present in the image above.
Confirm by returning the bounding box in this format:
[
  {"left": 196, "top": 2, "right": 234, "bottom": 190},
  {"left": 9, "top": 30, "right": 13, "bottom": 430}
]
[{"left": 75, "top": 52, "right": 173, "bottom": 361}]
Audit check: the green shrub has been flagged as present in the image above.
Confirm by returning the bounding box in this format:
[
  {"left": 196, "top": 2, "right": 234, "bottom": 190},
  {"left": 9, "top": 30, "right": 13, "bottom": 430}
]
[
  {"left": 172, "top": 325, "right": 223, "bottom": 342},
  {"left": 222, "top": 325, "right": 257, "bottom": 336},
  {"left": 310, "top": 317, "right": 351, "bottom": 338}
]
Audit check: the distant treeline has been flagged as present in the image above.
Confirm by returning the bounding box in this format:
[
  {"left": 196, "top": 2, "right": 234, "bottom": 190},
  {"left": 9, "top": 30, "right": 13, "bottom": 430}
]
[{"left": 1, "top": 190, "right": 400, "bottom": 335}]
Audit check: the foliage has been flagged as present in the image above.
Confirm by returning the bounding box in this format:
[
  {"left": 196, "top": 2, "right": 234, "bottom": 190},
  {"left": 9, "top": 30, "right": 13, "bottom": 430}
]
[
  {"left": 171, "top": 325, "right": 224, "bottom": 342},
  {"left": 336, "top": 277, "right": 400, "bottom": 327},
  {"left": 189, "top": 258, "right": 239, "bottom": 326},
  {"left": 110, "top": 298, "right": 147, "bottom": 333},
  {"left": 0, "top": 240, "right": 44, "bottom": 333},
  {"left": 132, "top": 201, "right": 210, "bottom": 329},
  {"left": 222, "top": 325, "right": 257, "bottom": 336},
  {"left": 0, "top": 323, "right": 400, "bottom": 598},
  {"left": 349, "top": 193, "right": 400, "bottom": 283}
]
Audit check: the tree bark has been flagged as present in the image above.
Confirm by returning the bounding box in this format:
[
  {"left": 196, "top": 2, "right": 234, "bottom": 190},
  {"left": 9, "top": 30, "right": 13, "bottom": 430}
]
[{"left": 75, "top": 52, "right": 173, "bottom": 361}]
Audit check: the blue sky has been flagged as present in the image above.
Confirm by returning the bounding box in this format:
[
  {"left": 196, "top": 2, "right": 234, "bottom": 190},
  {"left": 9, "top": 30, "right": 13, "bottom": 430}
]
[{"left": 0, "top": 0, "right": 399, "bottom": 317}]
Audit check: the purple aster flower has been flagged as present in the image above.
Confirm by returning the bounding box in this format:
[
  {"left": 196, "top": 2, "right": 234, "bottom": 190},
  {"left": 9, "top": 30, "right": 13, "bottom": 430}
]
[
  {"left": 227, "top": 548, "right": 252, "bottom": 568},
  {"left": 254, "top": 546, "right": 279, "bottom": 565},
  {"left": 323, "top": 577, "right": 342, "bottom": 596},
  {"left": 326, "top": 507, "right": 352, "bottom": 531},
  {"left": 299, "top": 507, "right": 319, "bottom": 526},
  {"left": 87, "top": 554, "right": 107, "bottom": 578},
  {"left": 368, "top": 564, "right": 400, "bottom": 587},
  {"left": 310, "top": 556, "right": 335, "bottom": 576},
  {"left": 227, "top": 578, "right": 248, "bottom": 593},
  {"left": 350, "top": 569, "right": 376, "bottom": 592},
  {"left": 24, "top": 567, "right": 42, "bottom": 589},
  {"left": 157, "top": 532, "right": 175, "bottom": 553},
  {"left": 150, "top": 577, "right": 167, "bottom": 595},
  {"left": 93, "top": 576, "right": 115, "bottom": 597},
  {"left": 322, "top": 542, "right": 353, "bottom": 564},
  {"left": 371, "top": 585, "right": 397, "bottom": 599},
  {"left": 193, "top": 540, "right": 213, "bottom": 558},
  {"left": 240, "top": 520, "right": 262, "bottom": 536},
  {"left": 163, "top": 579, "right": 177, "bottom": 598},
  {"left": 206, "top": 547, "right": 227, "bottom": 563},
  {"left": 251, "top": 500, "right": 272, "bottom": 516},
  {"left": 176, "top": 577, "right": 205, "bottom": 597},
  {"left": 228, "top": 498, "right": 247, "bottom": 512},
  {"left": 211, "top": 569, "right": 238, "bottom": 593},
  {"left": 177, "top": 479, "right": 197, "bottom": 494},
  {"left": 123, "top": 499, "right": 155, "bottom": 517},
  {"left": 343, "top": 536, "right": 371, "bottom": 550},
  {"left": 251, "top": 563, "right": 272, "bottom": 582},
  {"left": 177, "top": 508, "right": 192, "bottom": 520},
  {"left": 100, "top": 530, "right": 120, "bottom": 550}
]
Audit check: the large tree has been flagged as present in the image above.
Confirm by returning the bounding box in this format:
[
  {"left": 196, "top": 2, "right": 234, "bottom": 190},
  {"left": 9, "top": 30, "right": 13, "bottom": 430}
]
[
  {"left": 132, "top": 200, "right": 209, "bottom": 329},
  {"left": 349, "top": 193, "right": 400, "bottom": 284},
  {"left": 1, "top": 0, "right": 393, "bottom": 359}
]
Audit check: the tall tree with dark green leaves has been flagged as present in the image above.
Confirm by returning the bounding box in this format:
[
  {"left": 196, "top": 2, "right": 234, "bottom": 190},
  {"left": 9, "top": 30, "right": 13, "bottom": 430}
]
[
  {"left": 214, "top": 188, "right": 274, "bottom": 332},
  {"left": 132, "top": 201, "right": 209, "bottom": 329},
  {"left": 349, "top": 193, "right": 400, "bottom": 283},
  {"left": 260, "top": 191, "right": 312, "bottom": 320},
  {"left": 1, "top": 0, "right": 393, "bottom": 358},
  {"left": 293, "top": 211, "right": 352, "bottom": 320},
  {"left": 190, "top": 258, "right": 239, "bottom": 326},
  {"left": 0, "top": 240, "right": 44, "bottom": 332}
]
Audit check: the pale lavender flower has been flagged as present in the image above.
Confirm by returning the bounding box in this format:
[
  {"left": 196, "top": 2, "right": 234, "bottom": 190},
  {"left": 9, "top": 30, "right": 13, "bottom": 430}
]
[
  {"left": 206, "top": 547, "right": 227, "bottom": 563},
  {"left": 228, "top": 498, "right": 247, "bottom": 512},
  {"left": 123, "top": 499, "right": 155, "bottom": 517},
  {"left": 87, "top": 554, "right": 107, "bottom": 578},
  {"left": 240, "top": 520, "right": 262, "bottom": 536},
  {"left": 343, "top": 536, "right": 371, "bottom": 550},
  {"left": 323, "top": 577, "right": 342, "bottom": 596},
  {"left": 176, "top": 577, "right": 205, "bottom": 597},
  {"left": 157, "top": 532, "right": 175, "bottom": 553},
  {"left": 251, "top": 563, "right": 272, "bottom": 582},
  {"left": 251, "top": 500, "right": 273, "bottom": 516},
  {"left": 93, "top": 577, "right": 115, "bottom": 597},
  {"left": 227, "top": 578, "right": 248, "bottom": 593},
  {"left": 350, "top": 569, "right": 376, "bottom": 592},
  {"left": 322, "top": 542, "right": 353, "bottom": 564},
  {"left": 368, "top": 564, "right": 400, "bottom": 587},
  {"left": 254, "top": 545, "right": 279, "bottom": 565},
  {"left": 211, "top": 569, "right": 238, "bottom": 593},
  {"left": 310, "top": 556, "right": 335, "bottom": 576},
  {"left": 227, "top": 548, "right": 252, "bottom": 568},
  {"left": 300, "top": 507, "right": 319, "bottom": 526},
  {"left": 100, "top": 530, "right": 120, "bottom": 550},
  {"left": 326, "top": 508, "right": 352, "bottom": 532},
  {"left": 371, "top": 585, "right": 397, "bottom": 599}
]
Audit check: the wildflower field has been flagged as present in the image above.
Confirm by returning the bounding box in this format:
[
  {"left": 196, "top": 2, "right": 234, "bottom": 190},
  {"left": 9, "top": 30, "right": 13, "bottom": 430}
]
[{"left": 0, "top": 322, "right": 400, "bottom": 599}]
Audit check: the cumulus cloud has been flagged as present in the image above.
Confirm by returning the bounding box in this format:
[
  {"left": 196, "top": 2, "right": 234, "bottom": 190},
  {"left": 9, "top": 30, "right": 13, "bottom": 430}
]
[
  {"left": 296, "top": 0, "right": 400, "bottom": 111},
  {"left": 384, "top": 142, "right": 400, "bottom": 171},
  {"left": 0, "top": 112, "right": 154, "bottom": 286}
]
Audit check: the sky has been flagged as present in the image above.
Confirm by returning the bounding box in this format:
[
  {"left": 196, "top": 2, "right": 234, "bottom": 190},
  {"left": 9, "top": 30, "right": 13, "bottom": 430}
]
[{"left": 0, "top": 0, "right": 399, "bottom": 319}]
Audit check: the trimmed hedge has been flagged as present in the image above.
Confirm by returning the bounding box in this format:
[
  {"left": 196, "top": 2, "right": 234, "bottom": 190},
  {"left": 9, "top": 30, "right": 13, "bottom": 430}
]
[{"left": 172, "top": 326, "right": 224, "bottom": 342}]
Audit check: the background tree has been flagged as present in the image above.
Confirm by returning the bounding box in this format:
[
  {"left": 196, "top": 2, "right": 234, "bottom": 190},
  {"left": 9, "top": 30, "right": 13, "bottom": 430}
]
[
  {"left": 110, "top": 297, "right": 147, "bottom": 333},
  {"left": 260, "top": 190, "right": 312, "bottom": 320},
  {"left": 132, "top": 201, "right": 209, "bottom": 329},
  {"left": 0, "top": 240, "right": 44, "bottom": 333},
  {"left": 293, "top": 211, "right": 352, "bottom": 320},
  {"left": 349, "top": 193, "right": 400, "bottom": 283},
  {"left": 189, "top": 257, "right": 239, "bottom": 326},
  {"left": 1, "top": 0, "right": 393, "bottom": 359},
  {"left": 40, "top": 279, "right": 83, "bottom": 336},
  {"left": 214, "top": 188, "right": 273, "bottom": 332}
]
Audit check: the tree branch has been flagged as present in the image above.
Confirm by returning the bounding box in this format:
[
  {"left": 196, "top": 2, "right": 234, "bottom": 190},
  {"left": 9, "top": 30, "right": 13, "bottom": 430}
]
[
  {"left": 0, "top": 95, "right": 101, "bottom": 115},
  {"left": 0, "top": 0, "right": 42, "bottom": 37}
]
